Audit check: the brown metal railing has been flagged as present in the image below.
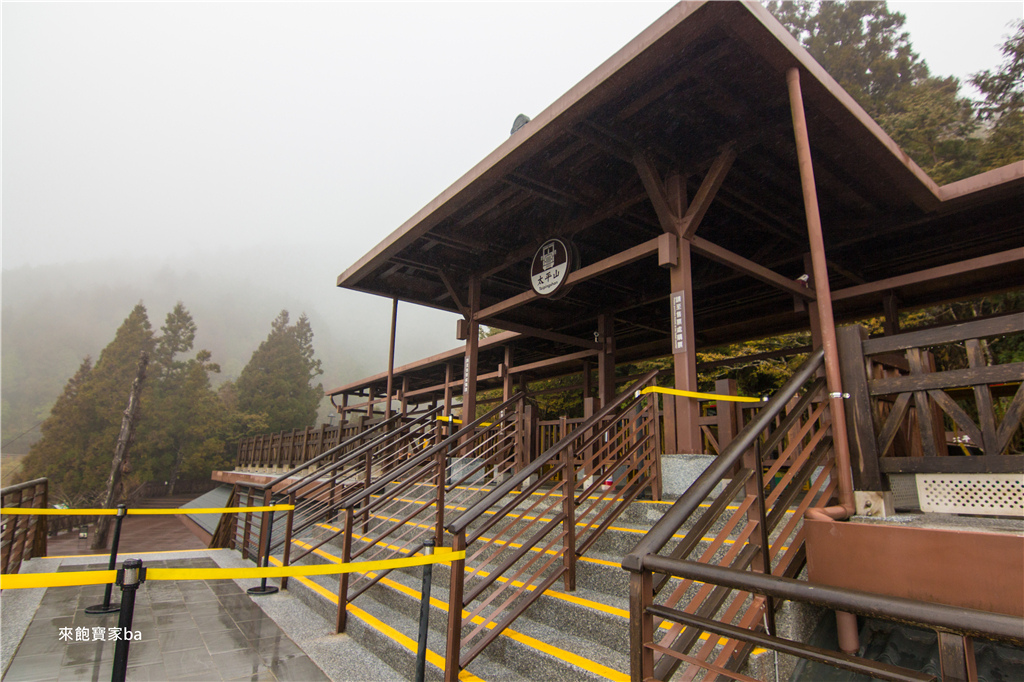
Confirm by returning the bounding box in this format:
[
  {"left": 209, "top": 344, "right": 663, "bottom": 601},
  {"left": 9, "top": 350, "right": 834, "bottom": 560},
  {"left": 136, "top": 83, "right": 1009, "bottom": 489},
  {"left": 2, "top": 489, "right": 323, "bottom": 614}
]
[
  {"left": 838, "top": 316, "right": 1024, "bottom": 490},
  {"left": 328, "top": 393, "right": 527, "bottom": 634},
  {"left": 623, "top": 349, "right": 835, "bottom": 681},
  {"left": 1, "top": 478, "right": 49, "bottom": 575},
  {"left": 211, "top": 409, "right": 420, "bottom": 558},
  {"left": 235, "top": 419, "right": 370, "bottom": 470},
  {"left": 649, "top": 560, "right": 1024, "bottom": 682},
  {"left": 442, "top": 370, "right": 662, "bottom": 681}
]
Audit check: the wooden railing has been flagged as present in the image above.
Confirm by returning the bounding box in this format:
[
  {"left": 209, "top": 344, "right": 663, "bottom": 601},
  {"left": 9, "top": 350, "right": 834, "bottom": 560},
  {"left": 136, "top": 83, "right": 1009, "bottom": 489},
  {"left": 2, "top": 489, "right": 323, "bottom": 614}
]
[
  {"left": 623, "top": 350, "right": 835, "bottom": 681},
  {"left": 838, "top": 316, "right": 1024, "bottom": 489},
  {"left": 1, "top": 478, "right": 48, "bottom": 575},
  {"left": 235, "top": 419, "right": 372, "bottom": 470}
]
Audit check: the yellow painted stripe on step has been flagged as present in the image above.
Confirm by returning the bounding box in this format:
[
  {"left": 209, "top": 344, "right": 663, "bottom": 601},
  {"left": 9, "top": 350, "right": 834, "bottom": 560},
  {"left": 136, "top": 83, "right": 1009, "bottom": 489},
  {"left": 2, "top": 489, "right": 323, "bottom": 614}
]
[
  {"left": 291, "top": 540, "right": 765, "bottom": 656},
  {"left": 292, "top": 542, "right": 627, "bottom": 681},
  {"left": 268, "top": 555, "right": 484, "bottom": 682}
]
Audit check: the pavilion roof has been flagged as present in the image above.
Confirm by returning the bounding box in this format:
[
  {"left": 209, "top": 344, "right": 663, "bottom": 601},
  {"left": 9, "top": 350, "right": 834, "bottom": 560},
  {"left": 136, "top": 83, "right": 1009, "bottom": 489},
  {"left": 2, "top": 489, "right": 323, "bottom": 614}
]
[{"left": 331, "top": 1, "right": 1023, "bottom": 403}]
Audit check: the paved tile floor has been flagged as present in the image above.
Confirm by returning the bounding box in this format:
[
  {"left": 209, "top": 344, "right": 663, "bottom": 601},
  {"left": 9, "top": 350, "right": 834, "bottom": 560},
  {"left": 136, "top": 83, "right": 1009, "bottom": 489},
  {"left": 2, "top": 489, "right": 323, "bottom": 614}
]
[{"left": 3, "top": 558, "right": 329, "bottom": 681}]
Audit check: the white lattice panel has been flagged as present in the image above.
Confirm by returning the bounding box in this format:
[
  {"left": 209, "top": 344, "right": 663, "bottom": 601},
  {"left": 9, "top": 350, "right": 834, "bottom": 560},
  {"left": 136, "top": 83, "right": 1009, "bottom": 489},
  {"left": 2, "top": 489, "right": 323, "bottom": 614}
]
[{"left": 916, "top": 473, "right": 1024, "bottom": 517}]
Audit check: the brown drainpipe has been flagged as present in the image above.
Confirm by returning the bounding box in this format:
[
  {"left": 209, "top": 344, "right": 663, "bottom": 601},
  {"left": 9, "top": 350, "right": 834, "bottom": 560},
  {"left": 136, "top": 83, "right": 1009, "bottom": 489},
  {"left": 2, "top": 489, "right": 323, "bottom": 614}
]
[{"left": 787, "top": 66, "right": 859, "bottom": 654}]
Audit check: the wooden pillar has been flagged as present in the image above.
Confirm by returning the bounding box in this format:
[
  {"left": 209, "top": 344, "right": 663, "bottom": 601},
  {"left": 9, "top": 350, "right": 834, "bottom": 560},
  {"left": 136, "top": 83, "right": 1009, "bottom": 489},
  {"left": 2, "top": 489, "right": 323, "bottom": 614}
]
[
  {"left": 462, "top": 277, "right": 481, "bottom": 422},
  {"left": 597, "top": 314, "right": 615, "bottom": 407},
  {"left": 443, "top": 363, "right": 454, "bottom": 437},
  {"left": 365, "top": 388, "right": 374, "bottom": 418},
  {"left": 400, "top": 376, "right": 409, "bottom": 417},
  {"left": 502, "top": 345, "right": 514, "bottom": 403},
  {"left": 803, "top": 253, "right": 823, "bottom": 351},
  {"left": 385, "top": 297, "right": 398, "bottom": 419},
  {"left": 666, "top": 173, "right": 701, "bottom": 453},
  {"left": 787, "top": 66, "right": 855, "bottom": 512},
  {"left": 714, "top": 378, "right": 740, "bottom": 453},
  {"left": 883, "top": 293, "right": 901, "bottom": 336}
]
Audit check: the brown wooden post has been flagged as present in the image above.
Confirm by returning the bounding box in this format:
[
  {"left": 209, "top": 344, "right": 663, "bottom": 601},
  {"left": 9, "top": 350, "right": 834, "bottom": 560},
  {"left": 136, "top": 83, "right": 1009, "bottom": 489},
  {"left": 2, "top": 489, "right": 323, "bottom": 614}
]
[
  {"left": 462, "top": 277, "right": 481, "bottom": 422},
  {"left": 445, "top": 531, "right": 467, "bottom": 682},
  {"left": 664, "top": 174, "right": 702, "bottom": 454},
  {"left": 715, "top": 378, "right": 740, "bottom": 454},
  {"left": 281, "top": 491, "right": 295, "bottom": 590},
  {"left": 966, "top": 339, "right": 997, "bottom": 453},
  {"left": 838, "top": 325, "right": 883, "bottom": 490},
  {"left": 938, "top": 632, "right": 977, "bottom": 682},
  {"left": 385, "top": 297, "right": 398, "bottom": 420},
  {"left": 443, "top": 362, "right": 454, "bottom": 437},
  {"left": 400, "top": 376, "right": 409, "bottom": 418},
  {"left": 787, "top": 66, "right": 855, "bottom": 512},
  {"left": 883, "top": 293, "right": 901, "bottom": 336},
  {"left": 503, "top": 346, "right": 514, "bottom": 403},
  {"left": 336, "top": 508, "right": 354, "bottom": 633},
  {"left": 562, "top": 440, "right": 577, "bottom": 592},
  {"left": 629, "top": 570, "right": 654, "bottom": 682},
  {"left": 597, "top": 314, "right": 615, "bottom": 407}
]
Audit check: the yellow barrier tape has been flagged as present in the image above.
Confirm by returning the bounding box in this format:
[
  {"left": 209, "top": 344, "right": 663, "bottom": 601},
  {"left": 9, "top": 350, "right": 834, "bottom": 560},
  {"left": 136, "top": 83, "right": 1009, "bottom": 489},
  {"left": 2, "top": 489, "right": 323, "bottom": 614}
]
[
  {"left": 1, "top": 571, "right": 117, "bottom": 589},
  {"left": 0, "top": 549, "right": 465, "bottom": 590},
  {"left": 437, "top": 416, "right": 493, "bottom": 427},
  {"left": 640, "top": 386, "right": 762, "bottom": 403},
  {"left": 0, "top": 505, "right": 294, "bottom": 516}
]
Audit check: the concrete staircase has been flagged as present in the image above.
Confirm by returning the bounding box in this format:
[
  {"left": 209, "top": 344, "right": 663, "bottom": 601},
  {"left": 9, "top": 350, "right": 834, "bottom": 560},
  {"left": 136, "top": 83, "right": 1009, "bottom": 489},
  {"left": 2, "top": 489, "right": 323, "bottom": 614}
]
[{"left": 264, "top": 487, "right": 768, "bottom": 682}]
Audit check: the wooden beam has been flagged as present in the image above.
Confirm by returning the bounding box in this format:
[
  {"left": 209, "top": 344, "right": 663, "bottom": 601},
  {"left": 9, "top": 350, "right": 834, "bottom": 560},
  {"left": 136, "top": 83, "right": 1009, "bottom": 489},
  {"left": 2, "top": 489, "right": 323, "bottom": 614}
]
[
  {"left": 475, "top": 237, "right": 661, "bottom": 321},
  {"left": 832, "top": 248, "right": 1024, "bottom": 302},
  {"left": 478, "top": 318, "right": 601, "bottom": 350},
  {"left": 633, "top": 152, "right": 682, "bottom": 234},
  {"left": 437, "top": 269, "right": 469, "bottom": 317},
  {"left": 690, "top": 235, "right": 814, "bottom": 300},
  {"left": 679, "top": 147, "right": 736, "bottom": 239},
  {"left": 509, "top": 349, "right": 601, "bottom": 375}
]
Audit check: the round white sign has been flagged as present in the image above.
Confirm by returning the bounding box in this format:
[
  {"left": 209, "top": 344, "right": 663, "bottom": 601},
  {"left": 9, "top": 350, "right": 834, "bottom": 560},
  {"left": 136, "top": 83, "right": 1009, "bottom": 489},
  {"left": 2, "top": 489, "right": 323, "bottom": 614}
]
[{"left": 530, "top": 239, "right": 572, "bottom": 296}]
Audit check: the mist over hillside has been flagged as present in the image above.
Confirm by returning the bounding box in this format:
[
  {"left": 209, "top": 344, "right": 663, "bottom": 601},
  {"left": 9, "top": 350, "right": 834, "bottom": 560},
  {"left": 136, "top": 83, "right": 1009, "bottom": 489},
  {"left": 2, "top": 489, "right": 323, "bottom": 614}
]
[{"left": 1, "top": 245, "right": 460, "bottom": 449}]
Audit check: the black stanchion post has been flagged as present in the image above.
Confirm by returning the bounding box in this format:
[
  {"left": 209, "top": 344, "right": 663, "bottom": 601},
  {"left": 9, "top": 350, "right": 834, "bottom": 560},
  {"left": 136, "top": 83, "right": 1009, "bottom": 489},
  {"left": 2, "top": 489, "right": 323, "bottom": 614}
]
[
  {"left": 111, "top": 558, "right": 145, "bottom": 682},
  {"left": 414, "top": 539, "right": 435, "bottom": 682},
  {"left": 248, "top": 508, "right": 279, "bottom": 596},
  {"left": 86, "top": 505, "right": 126, "bottom": 615}
]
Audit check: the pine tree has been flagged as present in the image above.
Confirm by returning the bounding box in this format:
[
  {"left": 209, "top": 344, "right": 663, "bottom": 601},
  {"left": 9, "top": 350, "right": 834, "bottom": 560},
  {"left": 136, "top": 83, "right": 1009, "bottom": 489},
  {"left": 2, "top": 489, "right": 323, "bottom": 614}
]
[
  {"left": 20, "top": 304, "right": 155, "bottom": 503},
  {"left": 766, "top": 1, "right": 981, "bottom": 182},
  {"left": 136, "top": 303, "right": 228, "bottom": 494},
  {"left": 235, "top": 310, "right": 325, "bottom": 433},
  {"left": 971, "top": 20, "right": 1024, "bottom": 170}
]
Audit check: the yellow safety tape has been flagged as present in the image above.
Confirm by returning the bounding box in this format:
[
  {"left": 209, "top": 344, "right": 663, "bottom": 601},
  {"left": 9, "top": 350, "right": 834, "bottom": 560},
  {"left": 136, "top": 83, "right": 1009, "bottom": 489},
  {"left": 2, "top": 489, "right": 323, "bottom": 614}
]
[
  {"left": 640, "top": 386, "right": 762, "bottom": 403},
  {"left": 0, "top": 571, "right": 117, "bottom": 589},
  {"left": 0, "top": 550, "right": 464, "bottom": 590},
  {"left": 437, "top": 416, "right": 493, "bottom": 427},
  {"left": 0, "top": 505, "right": 294, "bottom": 516}
]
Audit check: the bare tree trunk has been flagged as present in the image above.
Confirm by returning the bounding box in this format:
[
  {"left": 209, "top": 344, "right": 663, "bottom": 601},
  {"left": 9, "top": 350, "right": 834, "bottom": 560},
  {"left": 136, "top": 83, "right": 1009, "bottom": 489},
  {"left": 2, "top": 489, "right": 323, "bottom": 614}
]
[
  {"left": 91, "top": 351, "right": 148, "bottom": 550},
  {"left": 168, "top": 445, "right": 184, "bottom": 496}
]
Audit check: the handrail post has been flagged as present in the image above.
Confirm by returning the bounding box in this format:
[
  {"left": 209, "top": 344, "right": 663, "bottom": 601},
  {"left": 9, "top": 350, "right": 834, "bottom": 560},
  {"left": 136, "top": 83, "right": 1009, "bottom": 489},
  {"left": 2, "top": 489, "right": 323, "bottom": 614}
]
[
  {"left": 248, "top": 505, "right": 279, "bottom": 596},
  {"left": 435, "top": 443, "right": 447, "bottom": 548},
  {"left": 444, "top": 530, "right": 467, "bottom": 682},
  {"left": 629, "top": 569, "right": 654, "bottom": 682},
  {"left": 753, "top": 440, "right": 776, "bottom": 637},
  {"left": 336, "top": 507, "right": 354, "bottom": 633},
  {"left": 562, "top": 443, "right": 577, "bottom": 592},
  {"left": 414, "top": 539, "right": 435, "bottom": 682},
  {"left": 281, "top": 492, "right": 295, "bottom": 590}
]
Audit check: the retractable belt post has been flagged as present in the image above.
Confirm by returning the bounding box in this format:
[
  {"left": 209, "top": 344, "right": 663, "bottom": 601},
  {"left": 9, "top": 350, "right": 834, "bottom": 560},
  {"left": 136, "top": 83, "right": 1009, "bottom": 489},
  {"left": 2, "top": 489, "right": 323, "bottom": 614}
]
[
  {"left": 247, "top": 507, "right": 279, "bottom": 596},
  {"left": 414, "top": 539, "right": 435, "bottom": 682},
  {"left": 86, "top": 504, "right": 126, "bottom": 615},
  {"left": 111, "top": 558, "right": 145, "bottom": 682}
]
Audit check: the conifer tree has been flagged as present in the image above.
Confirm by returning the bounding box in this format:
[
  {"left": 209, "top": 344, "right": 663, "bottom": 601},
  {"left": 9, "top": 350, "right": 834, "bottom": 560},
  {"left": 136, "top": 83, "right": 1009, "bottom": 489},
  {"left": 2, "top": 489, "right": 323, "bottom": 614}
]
[
  {"left": 20, "top": 304, "right": 155, "bottom": 503},
  {"left": 235, "top": 310, "right": 324, "bottom": 433}
]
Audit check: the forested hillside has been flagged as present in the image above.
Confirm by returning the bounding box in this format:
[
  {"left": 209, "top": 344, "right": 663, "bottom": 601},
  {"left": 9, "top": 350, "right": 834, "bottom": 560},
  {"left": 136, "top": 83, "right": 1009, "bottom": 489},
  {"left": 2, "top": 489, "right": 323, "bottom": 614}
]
[{"left": 1, "top": 246, "right": 459, "bottom": 452}]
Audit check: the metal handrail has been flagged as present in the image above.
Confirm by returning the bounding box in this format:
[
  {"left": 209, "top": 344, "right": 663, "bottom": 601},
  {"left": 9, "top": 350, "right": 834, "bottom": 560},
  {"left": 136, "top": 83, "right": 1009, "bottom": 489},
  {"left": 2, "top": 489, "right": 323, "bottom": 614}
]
[
  {"left": 622, "top": 348, "right": 824, "bottom": 571},
  {"left": 277, "top": 406, "right": 443, "bottom": 496},
  {"left": 447, "top": 369, "right": 660, "bottom": 536},
  {"left": 0, "top": 478, "right": 50, "bottom": 496},
  {"left": 262, "top": 410, "right": 408, "bottom": 490},
  {"left": 338, "top": 392, "right": 526, "bottom": 510},
  {"left": 647, "top": 558, "right": 1024, "bottom": 646}
]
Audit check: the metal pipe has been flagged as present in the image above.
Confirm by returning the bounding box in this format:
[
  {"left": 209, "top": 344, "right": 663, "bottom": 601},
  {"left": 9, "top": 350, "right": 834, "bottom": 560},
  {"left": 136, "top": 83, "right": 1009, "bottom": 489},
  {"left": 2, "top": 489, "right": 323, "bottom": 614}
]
[
  {"left": 111, "top": 558, "right": 144, "bottom": 682},
  {"left": 786, "top": 66, "right": 855, "bottom": 516},
  {"left": 415, "top": 539, "right": 435, "bottom": 682},
  {"left": 386, "top": 297, "right": 398, "bottom": 420},
  {"left": 247, "top": 508, "right": 278, "bottom": 595},
  {"left": 86, "top": 504, "right": 126, "bottom": 615},
  {"left": 643, "top": 557, "right": 1024, "bottom": 645}
]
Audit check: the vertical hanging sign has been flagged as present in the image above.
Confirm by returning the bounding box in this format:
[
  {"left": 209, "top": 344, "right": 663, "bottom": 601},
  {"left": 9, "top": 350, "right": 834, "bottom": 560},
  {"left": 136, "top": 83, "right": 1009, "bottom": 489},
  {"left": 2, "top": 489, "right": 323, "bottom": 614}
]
[
  {"left": 463, "top": 355, "right": 471, "bottom": 395},
  {"left": 670, "top": 291, "right": 686, "bottom": 353}
]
